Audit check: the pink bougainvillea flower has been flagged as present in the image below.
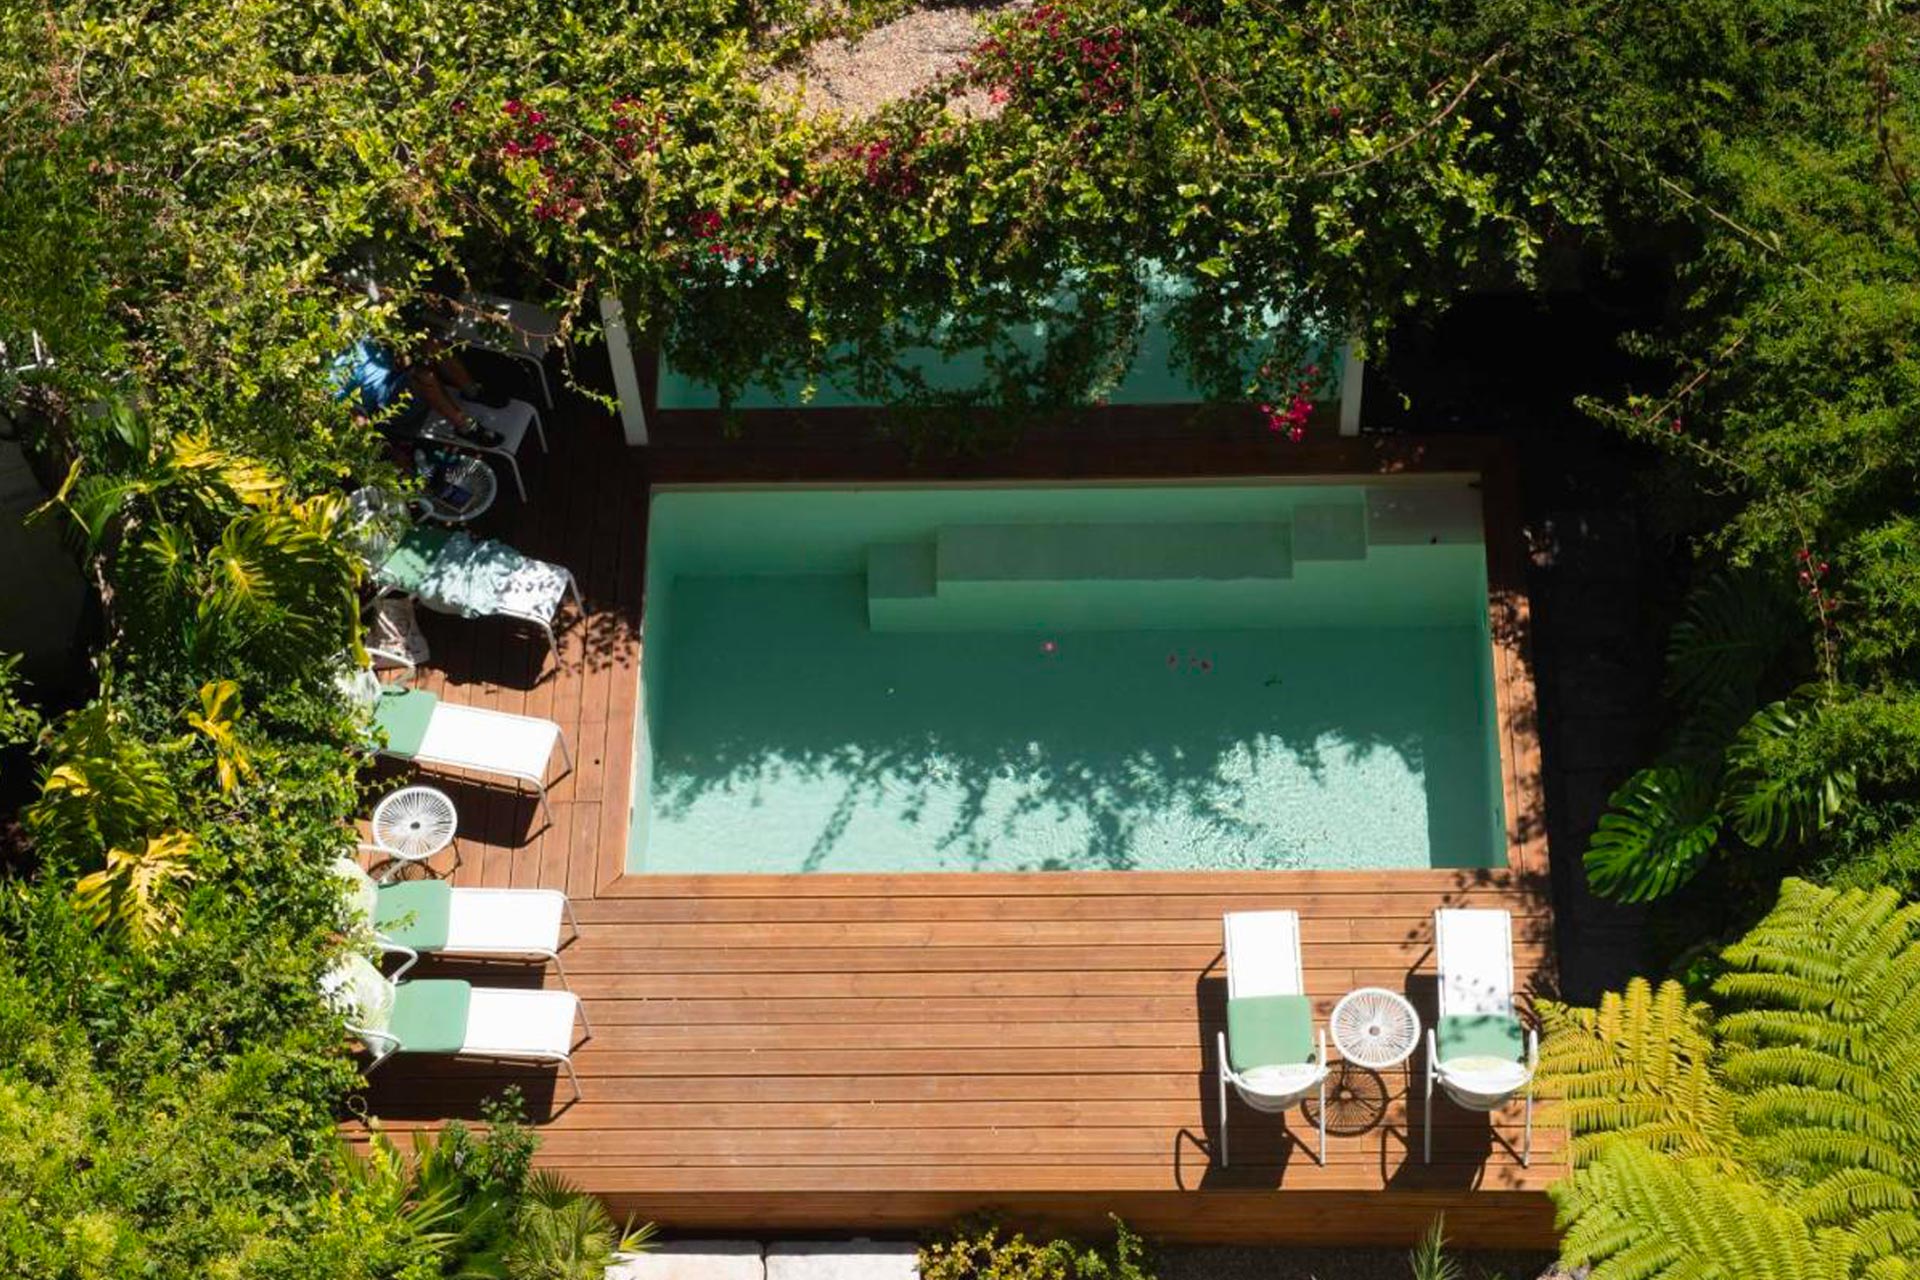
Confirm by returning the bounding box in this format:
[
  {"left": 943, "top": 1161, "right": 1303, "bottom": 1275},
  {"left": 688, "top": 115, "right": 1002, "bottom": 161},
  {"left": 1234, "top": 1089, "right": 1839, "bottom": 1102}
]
[{"left": 503, "top": 99, "right": 523, "bottom": 115}]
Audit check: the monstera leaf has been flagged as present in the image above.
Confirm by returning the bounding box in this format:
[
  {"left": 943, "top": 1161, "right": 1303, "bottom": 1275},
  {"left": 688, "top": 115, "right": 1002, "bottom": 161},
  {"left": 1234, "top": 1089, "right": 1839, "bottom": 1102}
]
[
  {"left": 1721, "top": 693, "right": 1854, "bottom": 848},
  {"left": 1664, "top": 570, "right": 1799, "bottom": 712},
  {"left": 1586, "top": 764, "right": 1725, "bottom": 903}
]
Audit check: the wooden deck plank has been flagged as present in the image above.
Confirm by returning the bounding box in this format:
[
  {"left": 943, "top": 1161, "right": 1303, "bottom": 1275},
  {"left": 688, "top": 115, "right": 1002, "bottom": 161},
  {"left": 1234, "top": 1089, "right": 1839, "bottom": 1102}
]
[{"left": 353, "top": 412, "right": 1565, "bottom": 1248}]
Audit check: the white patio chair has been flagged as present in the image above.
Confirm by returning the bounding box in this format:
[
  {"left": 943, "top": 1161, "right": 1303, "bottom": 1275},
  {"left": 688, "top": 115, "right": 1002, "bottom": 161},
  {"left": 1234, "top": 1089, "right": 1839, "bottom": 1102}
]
[
  {"left": 417, "top": 394, "right": 546, "bottom": 501},
  {"left": 448, "top": 292, "right": 561, "bottom": 407},
  {"left": 344, "top": 651, "right": 572, "bottom": 825},
  {"left": 334, "top": 856, "right": 579, "bottom": 988},
  {"left": 322, "top": 952, "right": 588, "bottom": 1102},
  {"left": 1216, "top": 909, "right": 1329, "bottom": 1166},
  {"left": 1424, "top": 908, "right": 1538, "bottom": 1165},
  {"left": 349, "top": 487, "right": 582, "bottom": 664}
]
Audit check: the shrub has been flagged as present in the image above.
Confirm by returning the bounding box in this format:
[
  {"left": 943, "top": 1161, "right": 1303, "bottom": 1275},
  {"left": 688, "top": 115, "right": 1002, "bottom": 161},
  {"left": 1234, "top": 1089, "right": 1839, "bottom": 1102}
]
[{"left": 920, "top": 1218, "right": 1154, "bottom": 1280}]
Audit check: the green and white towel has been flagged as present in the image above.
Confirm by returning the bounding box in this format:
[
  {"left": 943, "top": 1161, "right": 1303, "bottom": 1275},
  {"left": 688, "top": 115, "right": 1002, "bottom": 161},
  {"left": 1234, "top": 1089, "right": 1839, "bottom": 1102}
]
[{"left": 377, "top": 528, "right": 564, "bottom": 620}]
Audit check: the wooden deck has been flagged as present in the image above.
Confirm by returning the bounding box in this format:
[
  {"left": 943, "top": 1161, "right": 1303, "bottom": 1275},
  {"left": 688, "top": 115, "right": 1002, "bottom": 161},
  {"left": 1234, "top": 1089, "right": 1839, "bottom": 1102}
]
[{"left": 355, "top": 406, "right": 1563, "bottom": 1249}]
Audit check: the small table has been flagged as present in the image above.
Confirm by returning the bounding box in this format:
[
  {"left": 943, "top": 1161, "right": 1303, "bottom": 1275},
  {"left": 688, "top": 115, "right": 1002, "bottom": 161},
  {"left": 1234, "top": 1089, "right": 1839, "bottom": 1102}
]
[
  {"left": 369, "top": 785, "right": 460, "bottom": 882},
  {"left": 1330, "top": 986, "right": 1422, "bottom": 1069},
  {"left": 415, "top": 452, "right": 498, "bottom": 524}
]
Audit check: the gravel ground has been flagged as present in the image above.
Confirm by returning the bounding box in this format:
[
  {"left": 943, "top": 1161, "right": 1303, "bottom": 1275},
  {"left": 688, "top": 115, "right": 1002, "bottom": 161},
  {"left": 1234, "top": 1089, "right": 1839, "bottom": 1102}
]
[
  {"left": 1155, "top": 1245, "right": 1565, "bottom": 1280},
  {"left": 764, "top": 1, "right": 1025, "bottom": 120}
]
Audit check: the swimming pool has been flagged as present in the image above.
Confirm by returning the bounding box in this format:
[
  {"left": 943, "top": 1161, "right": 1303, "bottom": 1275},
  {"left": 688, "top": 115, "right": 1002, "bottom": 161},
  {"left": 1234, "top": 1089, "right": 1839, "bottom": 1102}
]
[{"left": 628, "top": 481, "right": 1509, "bottom": 875}]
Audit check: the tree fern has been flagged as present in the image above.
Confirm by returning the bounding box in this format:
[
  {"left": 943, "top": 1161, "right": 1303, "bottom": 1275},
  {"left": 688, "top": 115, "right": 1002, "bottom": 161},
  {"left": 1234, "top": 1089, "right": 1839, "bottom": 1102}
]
[
  {"left": 1536, "top": 978, "right": 1734, "bottom": 1165},
  {"left": 1554, "top": 1144, "right": 1854, "bottom": 1280},
  {"left": 1547, "top": 880, "right": 1920, "bottom": 1278}
]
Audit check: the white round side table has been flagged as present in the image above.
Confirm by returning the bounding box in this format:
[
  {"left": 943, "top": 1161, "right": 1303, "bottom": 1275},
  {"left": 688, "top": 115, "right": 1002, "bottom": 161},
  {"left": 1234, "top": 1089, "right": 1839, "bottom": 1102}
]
[
  {"left": 417, "top": 453, "right": 499, "bottom": 524},
  {"left": 1330, "top": 986, "right": 1422, "bottom": 1069},
  {"left": 369, "top": 785, "right": 460, "bottom": 882}
]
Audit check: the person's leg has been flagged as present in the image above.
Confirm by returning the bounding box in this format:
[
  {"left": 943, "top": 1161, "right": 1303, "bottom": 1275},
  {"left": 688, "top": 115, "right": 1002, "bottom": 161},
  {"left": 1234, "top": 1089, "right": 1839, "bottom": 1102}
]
[
  {"left": 405, "top": 366, "right": 502, "bottom": 445},
  {"left": 431, "top": 353, "right": 477, "bottom": 392},
  {"left": 431, "top": 354, "right": 510, "bottom": 408}
]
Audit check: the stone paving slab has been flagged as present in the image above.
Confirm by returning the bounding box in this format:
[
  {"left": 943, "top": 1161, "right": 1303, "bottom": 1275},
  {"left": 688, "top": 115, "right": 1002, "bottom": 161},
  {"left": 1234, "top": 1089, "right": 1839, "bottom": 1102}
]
[
  {"left": 765, "top": 1240, "right": 920, "bottom": 1280},
  {"left": 609, "top": 1240, "right": 766, "bottom": 1280}
]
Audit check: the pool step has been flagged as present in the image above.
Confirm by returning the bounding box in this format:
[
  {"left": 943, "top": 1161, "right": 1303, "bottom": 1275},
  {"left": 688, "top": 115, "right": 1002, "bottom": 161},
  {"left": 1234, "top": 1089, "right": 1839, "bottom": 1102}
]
[
  {"left": 937, "top": 521, "right": 1294, "bottom": 585},
  {"left": 1367, "top": 484, "right": 1483, "bottom": 545},
  {"left": 1293, "top": 502, "right": 1369, "bottom": 561},
  {"left": 865, "top": 541, "right": 938, "bottom": 631},
  {"left": 869, "top": 521, "right": 1305, "bottom": 632}
]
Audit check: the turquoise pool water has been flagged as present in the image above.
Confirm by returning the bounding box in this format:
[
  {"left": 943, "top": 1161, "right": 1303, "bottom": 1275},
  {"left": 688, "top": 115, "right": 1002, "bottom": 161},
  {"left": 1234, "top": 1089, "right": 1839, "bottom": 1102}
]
[
  {"left": 629, "top": 483, "right": 1508, "bottom": 875},
  {"left": 655, "top": 266, "right": 1342, "bottom": 409}
]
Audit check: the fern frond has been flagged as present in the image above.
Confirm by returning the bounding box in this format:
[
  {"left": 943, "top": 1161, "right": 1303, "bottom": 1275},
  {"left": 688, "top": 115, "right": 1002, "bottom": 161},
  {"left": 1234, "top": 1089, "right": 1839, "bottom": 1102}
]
[
  {"left": 1719, "top": 1047, "right": 1878, "bottom": 1097},
  {"left": 1553, "top": 1145, "right": 1848, "bottom": 1280},
  {"left": 1536, "top": 981, "right": 1734, "bottom": 1166},
  {"left": 1790, "top": 1168, "right": 1918, "bottom": 1226}
]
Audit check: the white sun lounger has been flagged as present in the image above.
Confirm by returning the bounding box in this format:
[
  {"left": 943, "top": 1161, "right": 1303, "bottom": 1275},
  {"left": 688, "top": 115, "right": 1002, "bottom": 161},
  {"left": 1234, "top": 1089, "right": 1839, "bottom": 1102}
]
[
  {"left": 348, "top": 653, "right": 572, "bottom": 824},
  {"left": 1425, "top": 907, "right": 1538, "bottom": 1165},
  {"left": 350, "top": 487, "right": 582, "bottom": 664},
  {"left": 1217, "top": 910, "right": 1329, "bottom": 1165},
  {"left": 323, "top": 953, "right": 589, "bottom": 1101},
  {"left": 334, "top": 858, "right": 578, "bottom": 987}
]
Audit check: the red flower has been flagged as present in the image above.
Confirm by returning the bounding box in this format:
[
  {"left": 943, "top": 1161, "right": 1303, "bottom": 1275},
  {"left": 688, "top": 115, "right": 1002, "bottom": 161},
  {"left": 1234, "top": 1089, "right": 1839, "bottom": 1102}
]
[{"left": 503, "top": 99, "right": 523, "bottom": 116}]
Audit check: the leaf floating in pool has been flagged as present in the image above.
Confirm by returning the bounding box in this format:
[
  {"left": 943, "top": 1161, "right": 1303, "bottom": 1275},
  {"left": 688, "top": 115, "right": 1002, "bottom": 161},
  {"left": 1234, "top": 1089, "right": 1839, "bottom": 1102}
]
[
  {"left": 1264, "top": 675, "right": 1283, "bottom": 687},
  {"left": 1166, "top": 651, "right": 1178, "bottom": 670}
]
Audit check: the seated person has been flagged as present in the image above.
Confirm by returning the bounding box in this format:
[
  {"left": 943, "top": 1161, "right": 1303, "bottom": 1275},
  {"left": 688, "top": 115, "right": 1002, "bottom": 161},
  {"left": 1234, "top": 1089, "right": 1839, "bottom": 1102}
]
[{"left": 332, "top": 337, "right": 507, "bottom": 447}]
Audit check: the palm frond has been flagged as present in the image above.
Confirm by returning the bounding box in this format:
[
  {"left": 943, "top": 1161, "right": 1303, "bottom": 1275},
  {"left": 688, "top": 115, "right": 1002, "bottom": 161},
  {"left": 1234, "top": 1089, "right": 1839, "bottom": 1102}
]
[{"left": 72, "top": 830, "right": 199, "bottom": 948}]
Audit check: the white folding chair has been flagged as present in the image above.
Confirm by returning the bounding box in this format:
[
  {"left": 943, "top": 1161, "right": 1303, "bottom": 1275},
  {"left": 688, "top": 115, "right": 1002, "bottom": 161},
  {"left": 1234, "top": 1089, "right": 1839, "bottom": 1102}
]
[
  {"left": 1425, "top": 908, "right": 1538, "bottom": 1165},
  {"left": 1217, "top": 910, "right": 1330, "bottom": 1165}
]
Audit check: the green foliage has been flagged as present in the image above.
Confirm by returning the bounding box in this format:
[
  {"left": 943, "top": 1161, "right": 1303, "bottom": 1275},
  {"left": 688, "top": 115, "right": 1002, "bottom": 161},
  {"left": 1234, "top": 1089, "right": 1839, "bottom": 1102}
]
[
  {"left": 0, "top": 654, "right": 41, "bottom": 754},
  {"left": 1541, "top": 879, "right": 1920, "bottom": 1278},
  {"left": 1585, "top": 575, "right": 1857, "bottom": 902},
  {"left": 71, "top": 830, "right": 200, "bottom": 949},
  {"left": 1408, "top": 1217, "right": 1464, "bottom": 1280},
  {"left": 501, "top": 1170, "right": 656, "bottom": 1280},
  {"left": 1536, "top": 978, "right": 1733, "bottom": 1166},
  {"left": 920, "top": 1218, "right": 1154, "bottom": 1280}
]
